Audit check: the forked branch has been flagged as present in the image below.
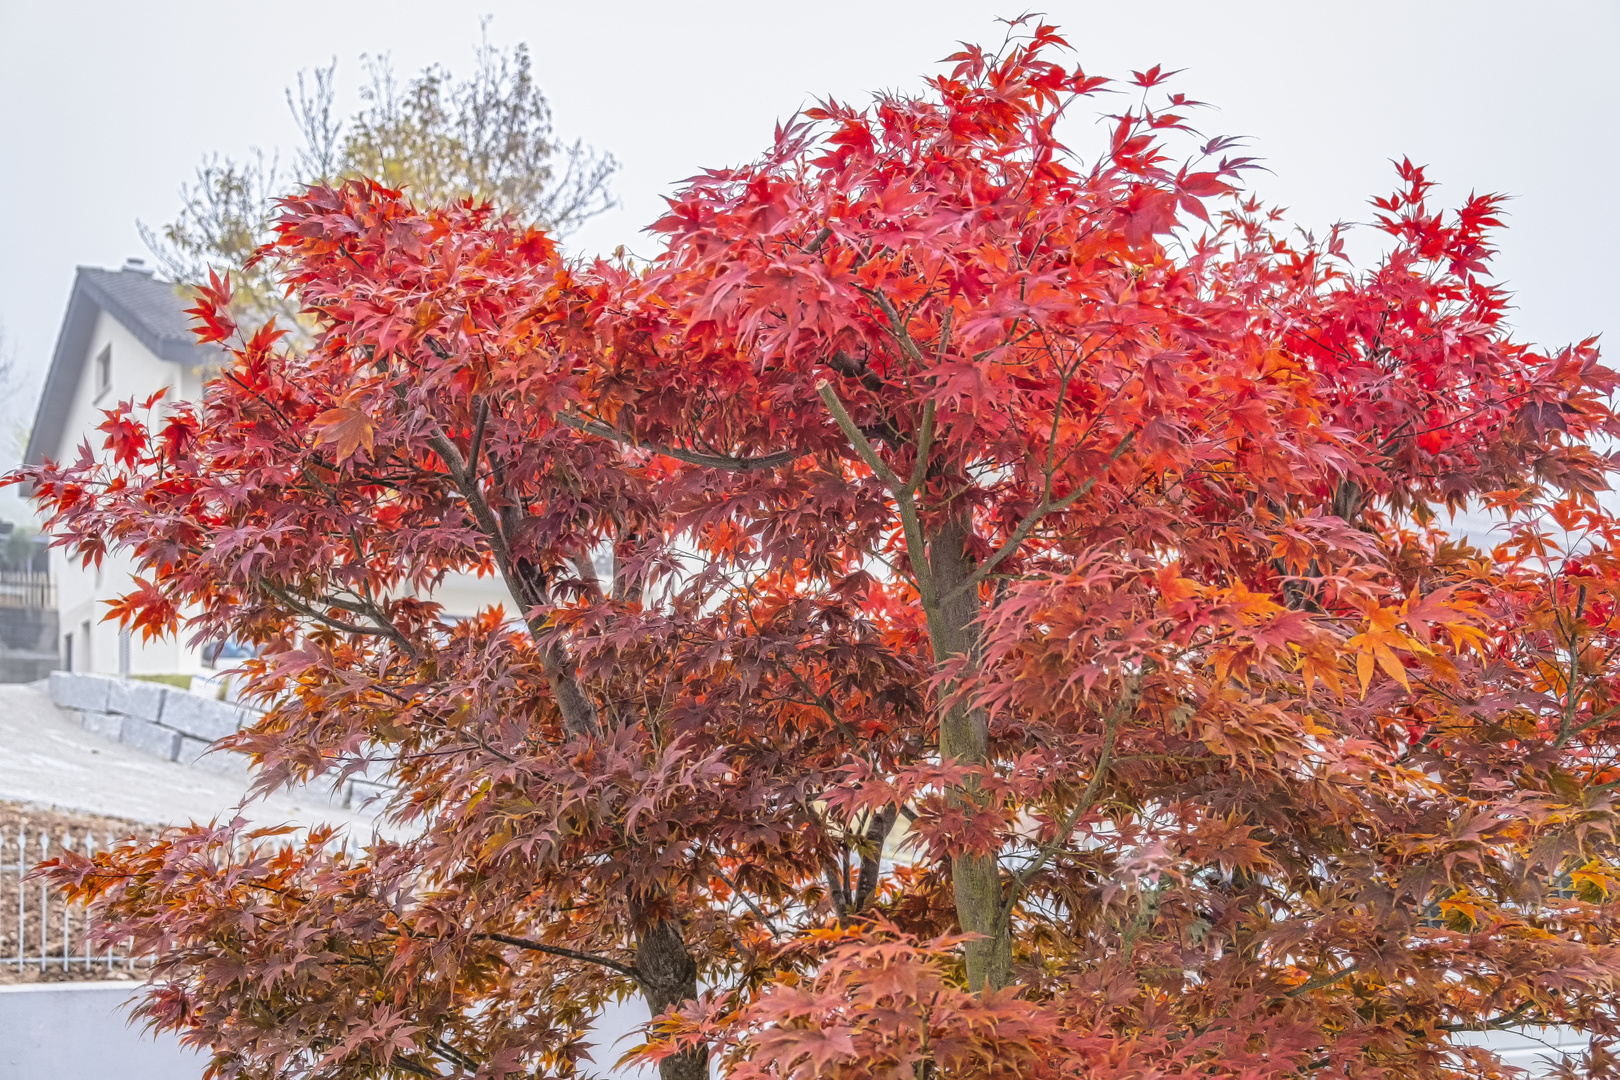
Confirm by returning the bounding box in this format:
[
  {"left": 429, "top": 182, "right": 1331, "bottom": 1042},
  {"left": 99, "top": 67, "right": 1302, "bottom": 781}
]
[
  {"left": 940, "top": 429, "right": 1134, "bottom": 606},
  {"left": 817, "top": 380, "right": 935, "bottom": 605},
  {"left": 998, "top": 675, "right": 1141, "bottom": 928}
]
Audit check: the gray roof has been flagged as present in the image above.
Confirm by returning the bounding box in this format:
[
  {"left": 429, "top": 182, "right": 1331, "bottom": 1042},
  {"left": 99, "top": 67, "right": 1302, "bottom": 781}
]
[{"left": 24, "top": 265, "right": 217, "bottom": 467}]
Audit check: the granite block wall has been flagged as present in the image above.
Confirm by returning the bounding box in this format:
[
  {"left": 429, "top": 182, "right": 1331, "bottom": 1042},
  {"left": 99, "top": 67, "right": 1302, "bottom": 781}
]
[
  {"left": 47, "top": 671, "right": 392, "bottom": 807},
  {"left": 49, "top": 671, "right": 248, "bottom": 775}
]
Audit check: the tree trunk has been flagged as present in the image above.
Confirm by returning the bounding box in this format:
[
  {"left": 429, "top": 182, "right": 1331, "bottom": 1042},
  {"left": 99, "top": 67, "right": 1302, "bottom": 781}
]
[
  {"left": 925, "top": 513, "right": 1011, "bottom": 990},
  {"left": 632, "top": 901, "right": 706, "bottom": 1080}
]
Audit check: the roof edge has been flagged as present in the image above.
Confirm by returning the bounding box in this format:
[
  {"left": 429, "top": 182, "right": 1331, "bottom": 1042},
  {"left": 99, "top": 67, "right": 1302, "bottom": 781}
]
[
  {"left": 23, "top": 268, "right": 213, "bottom": 469},
  {"left": 23, "top": 279, "right": 95, "bottom": 469},
  {"left": 78, "top": 271, "right": 205, "bottom": 364}
]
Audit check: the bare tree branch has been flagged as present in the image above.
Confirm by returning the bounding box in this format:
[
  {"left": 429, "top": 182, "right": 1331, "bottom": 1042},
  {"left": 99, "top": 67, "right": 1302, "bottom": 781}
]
[
  {"left": 555, "top": 413, "right": 804, "bottom": 473},
  {"left": 480, "top": 933, "right": 641, "bottom": 982}
]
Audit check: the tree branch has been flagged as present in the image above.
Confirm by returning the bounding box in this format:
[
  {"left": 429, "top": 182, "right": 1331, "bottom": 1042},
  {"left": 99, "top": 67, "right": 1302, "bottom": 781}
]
[
  {"left": 480, "top": 933, "right": 642, "bottom": 982},
  {"left": 555, "top": 413, "right": 803, "bottom": 473},
  {"left": 412, "top": 385, "right": 600, "bottom": 738},
  {"left": 466, "top": 394, "right": 489, "bottom": 478},
  {"left": 384, "top": 1054, "right": 442, "bottom": 1078},
  {"left": 1435, "top": 1002, "right": 1546, "bottom": 1032},
  {"left": 853, "top": 804, "right": 899, "bottom": 912},
  {"left": 863, "top": 288, "right": 926, "bottom": 366},
  {"left": 998, "top": 677, "right": 1139, "bottom": 926},
  {"left": 906, "top": 398, "right": 936, "bottom": 498},
  {"left": 939, "top": 430, "right": 1134, "bottom": 607},
  {"left": 816, "top": 380, "right": 935, "bottom": 606},
  {"left": 426, "top": 1035, "right": 479, "bottom": 1073},
  {"left": 713, "top": 865, "right": 783, "bottom": 938},
  {"left": 259, "top": 581, "right": 396, "bottom": 639},
  {"left": 1559, "top": 705, "right": 1620, "bottom": 749},
  {"left": 1285, "top": 961, "right": 1359, "bottom": 997}
]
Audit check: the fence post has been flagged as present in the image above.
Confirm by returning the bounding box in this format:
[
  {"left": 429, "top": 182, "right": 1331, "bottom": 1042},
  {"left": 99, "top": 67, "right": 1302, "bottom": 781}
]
[
  {"left": 60, "top": 833, "right": 73, "bottom": 971},
  {"left": 36, "top": 830, "right": 47, "bottom": 973},
  {"left": 0, "top": 823, "right": 149, "bottom": 975},
  {"left": 83, "top": 832, "right": 95, "bottom": 971},
  {"left": 13, "top": 824, "right": 23, "bottom": 971}
]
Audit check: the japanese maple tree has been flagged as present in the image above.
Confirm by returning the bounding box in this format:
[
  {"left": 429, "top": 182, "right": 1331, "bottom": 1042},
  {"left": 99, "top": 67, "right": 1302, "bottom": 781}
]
[{"left": 20, "top": 21, "right": 1620, "bottom": 1080}]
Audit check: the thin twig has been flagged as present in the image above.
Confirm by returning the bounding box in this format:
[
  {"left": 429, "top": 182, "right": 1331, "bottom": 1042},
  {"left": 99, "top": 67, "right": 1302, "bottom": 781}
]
[
  {"left": 939, "top": 430, "right": 1134, "bottom": 606},
  {"left": 713, "top": 866, "right": 784, "bottom": 938},
  {"left": 259, "top": 581, "right": 393, "bottom": 639},
  {"left": 1285, "top": 961, "right": 1359, "bottom": 998},
  {"left": 998, "top": 677, "right": 1140, "bottom": 927}
]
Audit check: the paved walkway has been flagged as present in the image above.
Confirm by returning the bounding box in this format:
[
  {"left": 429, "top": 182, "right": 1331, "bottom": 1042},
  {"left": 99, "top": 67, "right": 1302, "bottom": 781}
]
[{"left": 0, "top": 682, "right": 379, "bottom": 834}]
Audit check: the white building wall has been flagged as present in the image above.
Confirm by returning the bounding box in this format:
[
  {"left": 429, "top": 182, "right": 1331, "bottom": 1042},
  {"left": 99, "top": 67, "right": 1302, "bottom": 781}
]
[
  {"left": 433, "top": 569, "right": 521, "bottom": 621},
  {"left": 45, "top": 309, "right": 199, "bottom": 677}
]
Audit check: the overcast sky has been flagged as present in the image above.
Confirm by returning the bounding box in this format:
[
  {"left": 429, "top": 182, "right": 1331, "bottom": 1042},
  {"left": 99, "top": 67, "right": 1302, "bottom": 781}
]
[{"left": 0, "top": 0, "right": 1615, "bottom": 518}]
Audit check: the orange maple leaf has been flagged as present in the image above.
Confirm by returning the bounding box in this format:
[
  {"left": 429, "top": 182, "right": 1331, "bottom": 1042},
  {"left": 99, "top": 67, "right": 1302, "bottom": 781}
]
[{"left": 313, "top": 407, "right": 376, "bottom": 461}]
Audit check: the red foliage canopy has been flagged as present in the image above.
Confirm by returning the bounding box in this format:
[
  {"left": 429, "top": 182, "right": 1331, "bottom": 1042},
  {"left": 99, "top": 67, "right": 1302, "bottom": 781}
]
[{"left": 18, "top": 22, "right": 1620, "bottom": 1080}]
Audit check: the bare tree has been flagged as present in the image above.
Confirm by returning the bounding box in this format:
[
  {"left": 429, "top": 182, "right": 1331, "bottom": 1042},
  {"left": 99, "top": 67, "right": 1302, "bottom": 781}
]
[
  {"left": 0, "top": 320, "right": 28, "bottom": 461},
  {"left": 341, "top": 39, "right": 616, "bottom": 233},
  {"left": 138, "top": 149, "right": 292, "bottom": 324},
  {"left": 142, "top": 32, "right": 617, "bottom": 329},
  {"left": 0, "top": 320, "right": 16, "bottom": 400}
]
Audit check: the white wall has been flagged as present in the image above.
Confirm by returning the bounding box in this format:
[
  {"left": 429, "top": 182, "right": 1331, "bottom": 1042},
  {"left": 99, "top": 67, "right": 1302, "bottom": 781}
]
[
  {"left": 44, "top": 308, "right": 198, "bottom": 677},
  {"left": 433, "top": 569, "right": 522, "bottom": 621},
  {"left": 0, "top": 982, "right": 203, "bottom": 1080}
]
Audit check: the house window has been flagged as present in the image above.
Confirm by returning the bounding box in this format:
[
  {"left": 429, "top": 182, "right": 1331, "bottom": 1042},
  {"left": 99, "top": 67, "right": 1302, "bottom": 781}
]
[
  {"left": 80, "top": 619, "right": 92, "bottom": 671},
  {"left": 95, "top": 344, "right": 111, "bottom": 399},
  {"left": 62, "top": 633, "right": 73, "bottom": 672},
  {"left": 119, "top": 628, "right": 131, "bottom": 677}
]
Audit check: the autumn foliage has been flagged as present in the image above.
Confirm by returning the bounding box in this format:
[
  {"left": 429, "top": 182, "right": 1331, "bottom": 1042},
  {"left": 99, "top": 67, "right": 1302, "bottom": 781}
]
[{"left": 18, "top": 21, "right": 1620, "bottom": 1080}]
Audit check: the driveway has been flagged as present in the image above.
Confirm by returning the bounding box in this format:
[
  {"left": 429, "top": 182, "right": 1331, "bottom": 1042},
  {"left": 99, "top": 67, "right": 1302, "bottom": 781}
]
[{"left": 0, "top": 682, "right": 378, "bottom": 833}]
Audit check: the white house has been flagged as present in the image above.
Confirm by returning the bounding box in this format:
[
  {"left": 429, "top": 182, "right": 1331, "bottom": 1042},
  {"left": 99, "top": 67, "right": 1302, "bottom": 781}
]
[
  {"left": 24, "top": 260, "right": 513, "bottom": 680},
  {"left": 23, "top": 260, "right": 217, "bottom": 677}
]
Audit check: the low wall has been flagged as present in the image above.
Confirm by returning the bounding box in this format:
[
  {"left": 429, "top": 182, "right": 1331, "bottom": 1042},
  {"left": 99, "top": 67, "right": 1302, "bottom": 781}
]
[
  {"left": 0, "top": 605, "right": 57, "bottom": 653},
  {"left": 49, "top": 671, "right": 251, "bottom": 777},
  {"left": 0, "top": 607, "right": 60, "bottom": 683},
  {"left": 0, "top": 983, "right": 655, "bottom": 1080},
  {"left": 0, "top": 981, "right": 202, "bottom": 1079},
  {"left": 47, "top": 671, "right": 392, "bottom": 809},
  {"left": 0, "top": 650, "right": 58, "bottom": 684},
  {"left": 0, "top": 979, "right": 1581, "bottom": 1080}
]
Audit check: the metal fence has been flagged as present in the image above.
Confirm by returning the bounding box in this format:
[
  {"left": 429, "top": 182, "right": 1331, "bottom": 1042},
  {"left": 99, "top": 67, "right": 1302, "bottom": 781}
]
[
  {"left": 0, "top": 571, "right": 53, "bottom": 611},
  {"left": 1, "top": 824, "right": 144, "bottom": 975},
  {"left": 2, "top": 824, "right": 375, "bottom": 978}
]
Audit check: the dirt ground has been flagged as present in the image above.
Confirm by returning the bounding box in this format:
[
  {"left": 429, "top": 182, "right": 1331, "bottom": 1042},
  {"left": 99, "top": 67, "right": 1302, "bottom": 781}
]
[
  {"left": 0, "top": 798, "right": 149, "bottom": 837},
  {"left": 0, "top": 798, "right": 152, "bottom": 984}
]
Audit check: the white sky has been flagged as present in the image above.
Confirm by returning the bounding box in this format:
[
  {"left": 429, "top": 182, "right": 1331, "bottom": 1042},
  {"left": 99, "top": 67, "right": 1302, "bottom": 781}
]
[{"left": 0, "top": 0, "right": 1615, "bottom": 521}]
